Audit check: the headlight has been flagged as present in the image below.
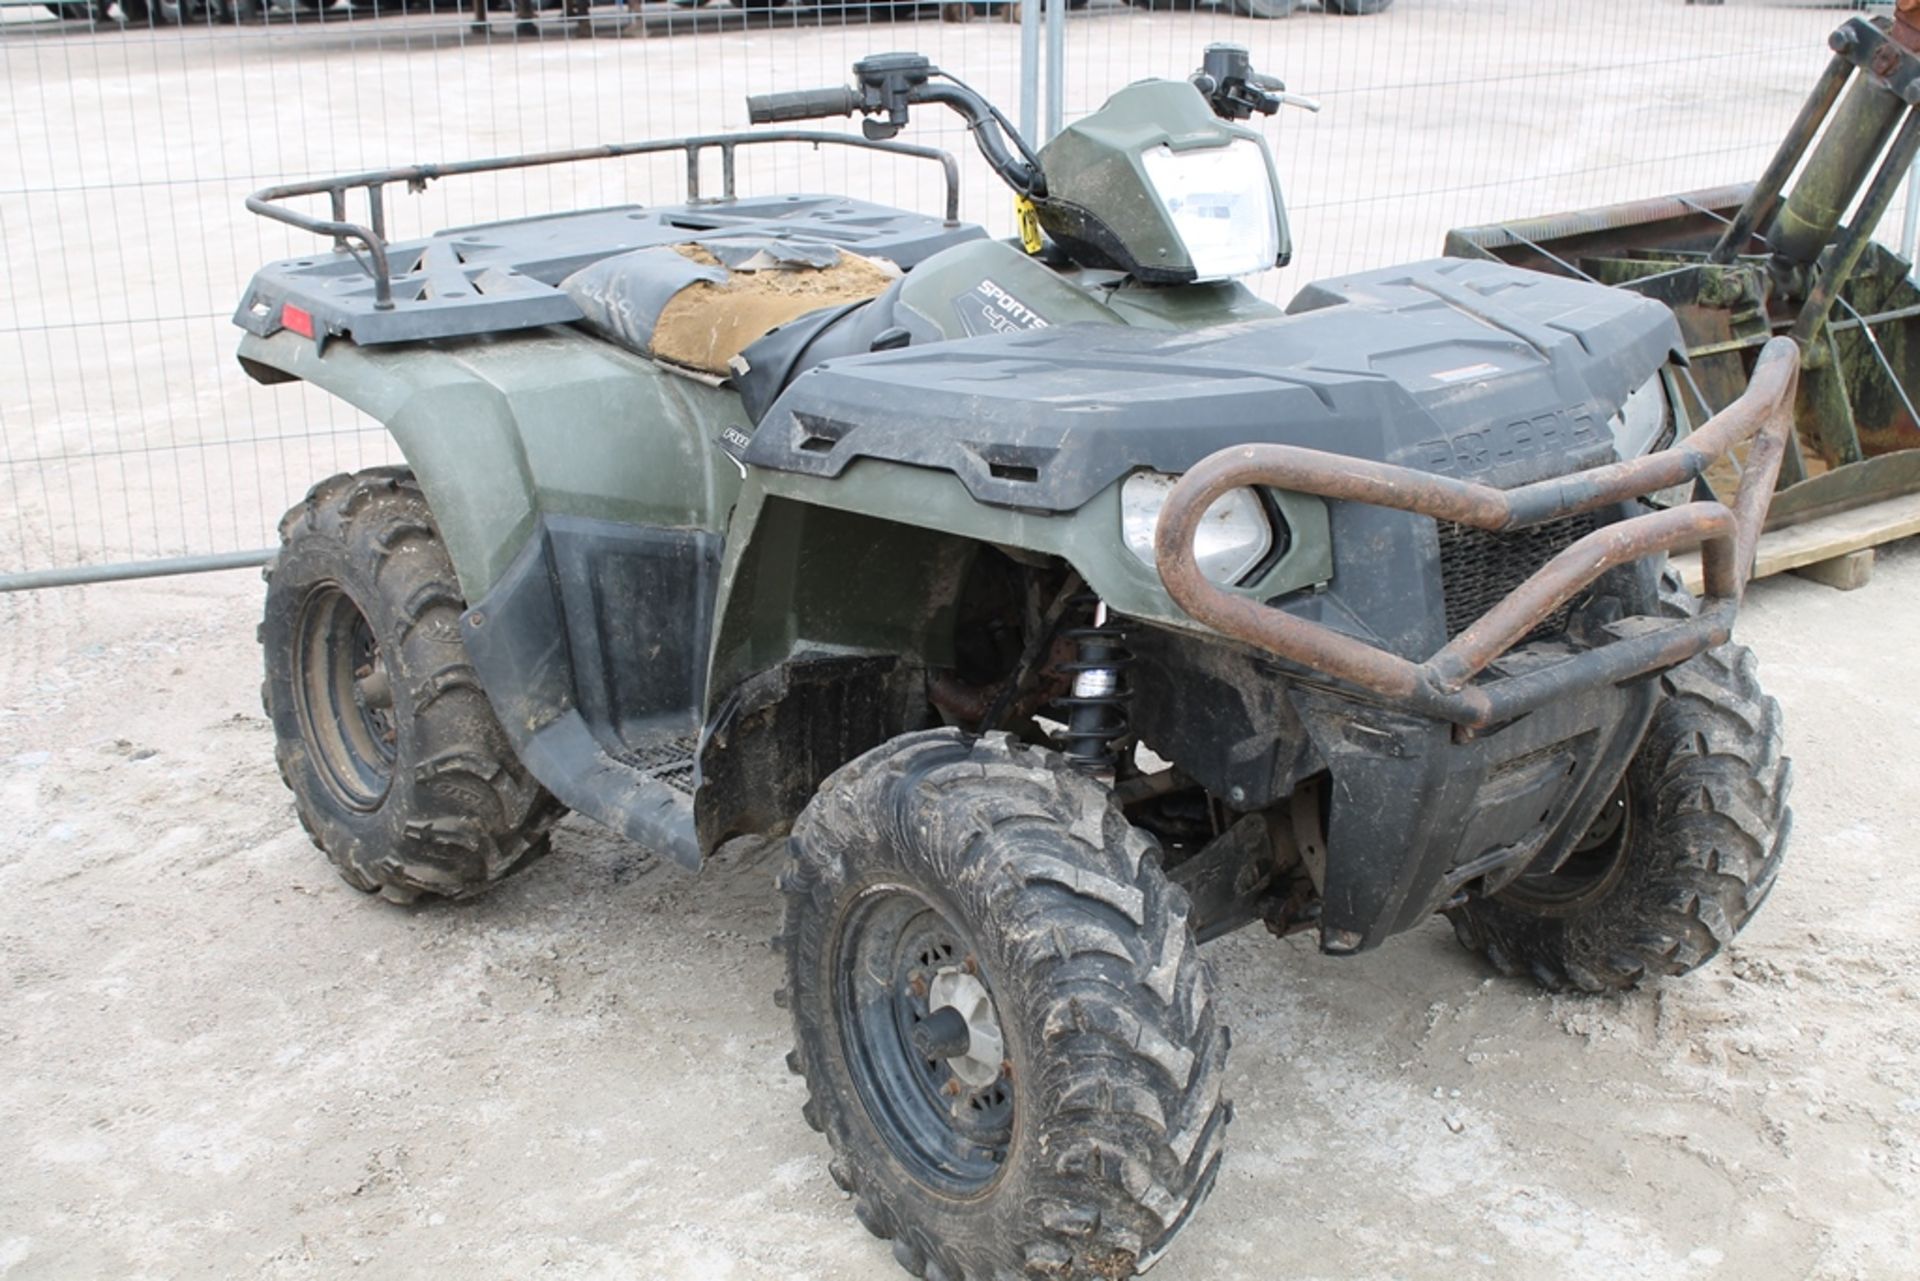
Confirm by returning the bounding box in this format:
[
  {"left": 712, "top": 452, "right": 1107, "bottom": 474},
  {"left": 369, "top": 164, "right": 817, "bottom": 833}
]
[
  {"left": 1139, "top": 138, "right": 1281, "bottom": 282},
  {"left": 1611, "top": 371, "right": 1695, "bottom": 507},
  {"left": 1611, "top": 373, "right": 1674, "bottom": 458},
  {"left": 1121, "top": 471, "right": 1274, "bottom": 585}
]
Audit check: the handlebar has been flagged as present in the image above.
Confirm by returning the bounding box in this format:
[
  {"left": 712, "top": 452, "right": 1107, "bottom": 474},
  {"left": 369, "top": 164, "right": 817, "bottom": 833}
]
[
  {"left": 746, "top": 87, "right": 864, "bottom": 126},
  {"left": 1192, "top": 42, "right": 1317, "bottom": 118},
  {"left": 743, "top": 54, "right": 1047, "bottom": 198},
  {"left": 743, "top": 44, "right": 1304, "bottom": 201}
]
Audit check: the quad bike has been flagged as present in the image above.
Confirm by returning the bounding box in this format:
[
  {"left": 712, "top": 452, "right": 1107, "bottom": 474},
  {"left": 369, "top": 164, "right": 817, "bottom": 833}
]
[{"left": 236, "top": 44, "right": 1793, "bottom": 1280}]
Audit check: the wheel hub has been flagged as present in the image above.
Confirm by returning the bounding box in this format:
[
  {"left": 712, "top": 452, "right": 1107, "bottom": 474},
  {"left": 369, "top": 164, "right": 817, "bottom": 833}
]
[
  {"left": 294, "top": 585, "right": 398, "bottom": 812},
  {"left": 834, "top": 888, "right": 1014, "bottom": 1192},
  {"left": 1501, "top": 779, "right": 1636, "bottom": 913},
  {"left": 924, "top": 969, "right": 1005, "bottom": 1090}
]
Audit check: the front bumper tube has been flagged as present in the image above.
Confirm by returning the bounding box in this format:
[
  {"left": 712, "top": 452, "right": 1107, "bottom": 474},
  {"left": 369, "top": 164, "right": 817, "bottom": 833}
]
[{"left": 1153, "top": 336, "right": 1801, "bottom": 730}]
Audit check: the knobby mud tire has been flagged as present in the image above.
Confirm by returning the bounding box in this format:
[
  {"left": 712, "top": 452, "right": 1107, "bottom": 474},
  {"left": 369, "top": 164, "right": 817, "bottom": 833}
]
[
  {"left": 261, "top": 468, "right": 562, "bottom": 902},
  {"left": 779, "top": 730, "right": 1231, "bottom": 1279},
  {"left": 1447, "top": 626, "right": 1790, "bottom": 993}
]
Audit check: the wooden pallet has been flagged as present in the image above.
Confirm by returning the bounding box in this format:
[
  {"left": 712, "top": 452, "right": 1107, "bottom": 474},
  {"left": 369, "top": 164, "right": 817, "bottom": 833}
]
[{"left": 1672, "top": 490, "right": 1920, "bottom": 594}]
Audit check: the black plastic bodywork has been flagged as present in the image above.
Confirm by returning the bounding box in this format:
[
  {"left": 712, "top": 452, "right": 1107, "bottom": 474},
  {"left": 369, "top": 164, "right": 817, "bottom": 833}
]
[
  {"left": 1292, "top": 655, "right": 1659, "bottom": 950},
  {"left": 460, "top": 509, "right": 944, "bottom": 870},
  {"left": 695, "top": 653, "right": 936, "bottom": 854},
  {"left": 745, "top": 257, "right": 1679, "bottom": 513},
  {"left": 459, "top": 515, "right": 718, "bottom": 868}
]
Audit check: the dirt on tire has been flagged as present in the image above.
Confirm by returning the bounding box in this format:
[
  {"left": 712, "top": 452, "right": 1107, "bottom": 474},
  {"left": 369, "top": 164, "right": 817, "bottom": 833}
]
[
  {"left": 778, "top": 729, "right": 1230, "bottom": 1280},
  {"left": 260, "top": 467, "right": 563, "bottom": 901},
  {"left": 1446, "top": 637, "right": 1790, "bottom": 992}
]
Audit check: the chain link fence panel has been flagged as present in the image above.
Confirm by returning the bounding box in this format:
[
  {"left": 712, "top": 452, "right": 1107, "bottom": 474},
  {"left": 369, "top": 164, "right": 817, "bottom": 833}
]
[{"left": 0, "top": 0, "right": 1890, "bottom": 583}]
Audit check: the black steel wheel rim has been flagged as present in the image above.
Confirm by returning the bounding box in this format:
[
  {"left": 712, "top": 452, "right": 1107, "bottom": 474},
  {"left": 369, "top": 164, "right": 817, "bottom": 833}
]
[
  {"left": 293, "top": 583, "right": 397, "bottom": 812},
  {"left": 834, "top": 884, "right": 1013, "bottom": 1195},
  {"left": 1501, "top": 781, "right": 1634, "bottom": 913}
]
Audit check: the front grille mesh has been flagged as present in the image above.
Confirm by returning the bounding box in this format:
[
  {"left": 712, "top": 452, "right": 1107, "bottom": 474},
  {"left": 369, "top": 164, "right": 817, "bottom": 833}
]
[{"left": 1436, "top": 510, "right": 1610, "bottom": 642}]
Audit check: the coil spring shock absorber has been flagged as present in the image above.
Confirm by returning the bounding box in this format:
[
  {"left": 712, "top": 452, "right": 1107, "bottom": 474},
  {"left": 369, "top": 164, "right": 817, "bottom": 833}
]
[{"left": 1056, "top": 596, "right": 1132, "bottom": 772}]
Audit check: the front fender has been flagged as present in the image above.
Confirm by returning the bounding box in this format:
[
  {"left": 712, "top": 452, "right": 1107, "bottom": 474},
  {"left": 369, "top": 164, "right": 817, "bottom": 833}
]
[{"left": 704, "top": 459, "right": 1331, "bottom": 713}]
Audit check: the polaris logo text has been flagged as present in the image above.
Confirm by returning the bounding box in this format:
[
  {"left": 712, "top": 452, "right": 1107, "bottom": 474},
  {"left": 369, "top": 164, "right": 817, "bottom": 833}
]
[{"left": 1418, "top": 408, "right": 1600, "bottom": 476}]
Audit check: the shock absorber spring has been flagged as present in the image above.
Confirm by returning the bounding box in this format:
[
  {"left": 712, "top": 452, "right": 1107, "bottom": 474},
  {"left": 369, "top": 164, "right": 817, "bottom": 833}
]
[{"left": 1056, "top": 595, "right": 1132, "bottom": 773}]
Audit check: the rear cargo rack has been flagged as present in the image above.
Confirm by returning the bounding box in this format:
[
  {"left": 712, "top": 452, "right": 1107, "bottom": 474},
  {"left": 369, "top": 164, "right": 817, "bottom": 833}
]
[{"left": 245, "top": 131, "right": 963, "bottom": 312}]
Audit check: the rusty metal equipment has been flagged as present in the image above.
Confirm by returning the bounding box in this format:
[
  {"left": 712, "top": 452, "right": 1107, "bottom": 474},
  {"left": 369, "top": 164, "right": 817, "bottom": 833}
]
[{"left": 1447, "top": 3, "right": 1920, "bottom": 530}]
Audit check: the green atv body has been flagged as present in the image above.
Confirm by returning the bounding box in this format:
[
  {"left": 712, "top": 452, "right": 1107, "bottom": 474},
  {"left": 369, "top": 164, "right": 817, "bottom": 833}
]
[{"left": 236, "top": 48, "right": 1792, "bottom": 1280}]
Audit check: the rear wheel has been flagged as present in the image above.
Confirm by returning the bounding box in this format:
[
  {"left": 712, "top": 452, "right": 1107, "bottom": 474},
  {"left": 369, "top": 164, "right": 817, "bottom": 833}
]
[
  {"left": 780, "top": 730, "right": 1229, "bottom": 1280},
  {"left": 1447, "top": 640, "right": 1790, "bottom": 992},
  {"left": 261, "top": 468, "right": 562, "bottom": 903},
  {"left": 1229, "top": 0, "right": 1300, "bottom": 15},
  {"left": 1324, "top": 0, "right": 1392, "bottom": 12}
]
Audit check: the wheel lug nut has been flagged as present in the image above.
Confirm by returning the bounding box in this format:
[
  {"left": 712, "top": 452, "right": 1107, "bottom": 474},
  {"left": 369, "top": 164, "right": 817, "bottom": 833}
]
[{"left": 942, "top": 1078, "right": 963, "bottom": 1097}]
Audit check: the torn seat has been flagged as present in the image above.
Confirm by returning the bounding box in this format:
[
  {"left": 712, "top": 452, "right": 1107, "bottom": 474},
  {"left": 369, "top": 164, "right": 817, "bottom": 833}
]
[{"left": 560, "top": 237, "right": 898, "bottom": 376}]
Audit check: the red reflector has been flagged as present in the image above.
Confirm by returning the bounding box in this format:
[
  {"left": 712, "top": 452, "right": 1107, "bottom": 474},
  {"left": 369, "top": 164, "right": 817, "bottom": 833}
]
[{"left": 281, "top": 303, "right": 315, "bottom": 339}]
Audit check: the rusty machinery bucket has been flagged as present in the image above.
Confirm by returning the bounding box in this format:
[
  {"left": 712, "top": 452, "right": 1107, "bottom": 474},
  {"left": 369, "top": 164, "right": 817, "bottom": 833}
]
[{"left": 1447, "top": 7, "right": 1920, "bottom": 529}]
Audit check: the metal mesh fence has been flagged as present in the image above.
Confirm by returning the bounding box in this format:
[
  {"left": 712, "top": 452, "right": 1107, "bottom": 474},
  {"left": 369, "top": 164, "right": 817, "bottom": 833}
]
[{"left": 0, "top": 0, "right": 1892, "bottom": 582}]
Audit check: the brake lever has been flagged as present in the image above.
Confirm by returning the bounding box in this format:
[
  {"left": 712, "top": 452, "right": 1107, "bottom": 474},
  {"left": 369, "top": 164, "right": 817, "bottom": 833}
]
[{"left": 1193, "top": 44, "right": 1320, "bottom": 120}]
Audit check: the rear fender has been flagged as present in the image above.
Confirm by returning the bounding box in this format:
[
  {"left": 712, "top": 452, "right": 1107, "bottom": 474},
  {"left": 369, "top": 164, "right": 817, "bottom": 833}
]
[
  {"left": 240, "top": 325, "right": 755, "bottom": 869},
  {"left": 238, "top": 325, "right": 748, "bottom": 599}
]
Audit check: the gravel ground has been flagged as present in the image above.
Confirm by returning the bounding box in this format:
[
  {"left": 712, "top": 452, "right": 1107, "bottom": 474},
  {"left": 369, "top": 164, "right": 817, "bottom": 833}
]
[{"left": 5, "top": 1, "right": 1920, "bottom": 1278}]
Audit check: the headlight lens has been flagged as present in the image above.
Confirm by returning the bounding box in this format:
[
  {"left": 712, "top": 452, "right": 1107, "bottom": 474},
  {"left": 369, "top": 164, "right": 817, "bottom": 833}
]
[
  {"left": 1121, "top": 471, "right": 1274, "bottom": 585},
  {"left": 1611, "top": 371, "right": 1694, "bottom": 507},
  {"left": 1139, "top": 138, "right": 1281, "bottom": 282},
  {"left": 1611, "top": 372, "right": 1674, "bottom": 458}
]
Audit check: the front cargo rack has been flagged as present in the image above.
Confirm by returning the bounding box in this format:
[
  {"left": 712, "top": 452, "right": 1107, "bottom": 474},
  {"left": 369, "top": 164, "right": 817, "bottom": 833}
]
[{"left": 243, "top": 131, "right": 963, "bottom": 313}]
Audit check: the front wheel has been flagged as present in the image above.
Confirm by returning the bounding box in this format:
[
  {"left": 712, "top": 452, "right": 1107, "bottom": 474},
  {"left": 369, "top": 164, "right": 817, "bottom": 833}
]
[
  {"left": 779, "top": 730, "right": 1229, "bottom": 1280},
  {"left": 1447, "top": 640, "right": 1790, "bottom": 992}
]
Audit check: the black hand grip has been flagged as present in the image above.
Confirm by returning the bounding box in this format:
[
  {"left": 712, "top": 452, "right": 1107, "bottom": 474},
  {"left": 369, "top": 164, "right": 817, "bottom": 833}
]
[{"left": 746, "top": 87, "right": 863, "bottom": 125}]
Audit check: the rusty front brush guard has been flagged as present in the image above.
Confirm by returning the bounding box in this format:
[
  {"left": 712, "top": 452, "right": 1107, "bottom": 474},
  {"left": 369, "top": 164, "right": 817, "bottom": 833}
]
[{"left": 1153, "top": 337, "right": 1801, "bottom": 730}]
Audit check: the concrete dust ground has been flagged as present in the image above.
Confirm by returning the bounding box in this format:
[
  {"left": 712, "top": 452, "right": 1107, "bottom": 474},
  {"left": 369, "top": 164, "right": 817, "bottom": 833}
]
[
  {"left": 4, "top": 539, "right": 1918, "bottom": 1281},
  {"left": 3, "top": 1, "right": 1920, "bottom": 1278}
]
